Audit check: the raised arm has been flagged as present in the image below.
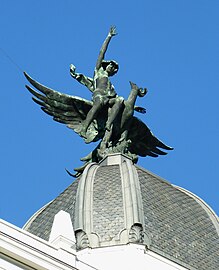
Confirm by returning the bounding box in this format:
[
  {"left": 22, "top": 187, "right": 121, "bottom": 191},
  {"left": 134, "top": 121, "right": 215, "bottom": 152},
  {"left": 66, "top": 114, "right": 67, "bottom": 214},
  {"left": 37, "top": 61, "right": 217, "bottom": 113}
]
[
  {"left": 70, "top": 64, "right": 94, "bottom": 93},
  {"left": 96, "top": 26, "right": 117, "bottom": 70}
]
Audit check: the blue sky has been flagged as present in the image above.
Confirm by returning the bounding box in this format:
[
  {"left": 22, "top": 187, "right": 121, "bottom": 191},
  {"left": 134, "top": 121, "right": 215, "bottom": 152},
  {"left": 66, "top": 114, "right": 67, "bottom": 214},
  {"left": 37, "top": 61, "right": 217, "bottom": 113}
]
[{"left": 0, "top": 0, "right": 218, "bottom": 227}]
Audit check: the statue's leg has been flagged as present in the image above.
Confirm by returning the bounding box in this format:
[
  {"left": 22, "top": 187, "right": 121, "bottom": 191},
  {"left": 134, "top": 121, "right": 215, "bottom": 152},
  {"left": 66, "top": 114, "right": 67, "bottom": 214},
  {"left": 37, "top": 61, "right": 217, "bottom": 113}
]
[
  {"left": 81, "top": 96, "right": 104, "bottom": 137},
  {"left": 100, "top": 126, "right": 113, "bottom": 150},
  {"left": 119, "top": 130, "right": 128, "bottom": 143},
  {"left": 105, "top": 96, "right": 124, "bottom": 131}
]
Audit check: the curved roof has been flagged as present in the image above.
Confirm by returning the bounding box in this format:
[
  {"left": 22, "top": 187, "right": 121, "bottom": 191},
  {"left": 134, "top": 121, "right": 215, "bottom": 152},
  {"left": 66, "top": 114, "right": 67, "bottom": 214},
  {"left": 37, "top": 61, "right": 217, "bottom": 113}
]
[
  {"left": 24, "top": 178, "right": 80, "bottom": 239},
  {"left": 24, "top": 154, "right": 219, "bottom": 270}
]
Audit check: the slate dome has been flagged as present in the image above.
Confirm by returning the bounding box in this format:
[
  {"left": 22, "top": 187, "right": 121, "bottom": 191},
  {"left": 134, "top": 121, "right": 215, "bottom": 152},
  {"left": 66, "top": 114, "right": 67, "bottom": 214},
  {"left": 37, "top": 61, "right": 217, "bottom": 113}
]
[{"left": 24, "top": 154, "right": 219, "bottom": 270}]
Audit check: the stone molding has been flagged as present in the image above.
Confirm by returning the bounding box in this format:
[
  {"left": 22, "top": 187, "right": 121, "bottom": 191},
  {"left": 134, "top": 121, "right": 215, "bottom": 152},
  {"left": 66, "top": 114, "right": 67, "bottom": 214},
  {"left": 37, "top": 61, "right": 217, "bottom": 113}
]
[
  {"left": 74, "top": 154, "right": 147, "bottom": 249},
  {"left": 74, "top": 162, "right": 99, "bottom": 248}
]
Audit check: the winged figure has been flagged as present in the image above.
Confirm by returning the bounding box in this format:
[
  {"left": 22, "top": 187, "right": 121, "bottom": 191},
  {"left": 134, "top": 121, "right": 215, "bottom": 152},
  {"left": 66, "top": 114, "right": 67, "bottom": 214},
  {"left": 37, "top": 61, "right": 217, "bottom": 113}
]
[
  {"left": 24, "top": 26, "right": 172, "bottom": 176},
  {"left": 24, "top": 72, "right": 172, "bottom": 177}
]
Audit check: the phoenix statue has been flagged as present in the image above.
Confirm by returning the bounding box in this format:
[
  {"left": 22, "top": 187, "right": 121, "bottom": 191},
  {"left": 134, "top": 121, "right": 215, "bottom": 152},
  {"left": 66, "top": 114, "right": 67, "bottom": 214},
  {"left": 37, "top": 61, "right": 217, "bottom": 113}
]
[{"left": 24, "top": 26, "right": 172, "bottom": 177}]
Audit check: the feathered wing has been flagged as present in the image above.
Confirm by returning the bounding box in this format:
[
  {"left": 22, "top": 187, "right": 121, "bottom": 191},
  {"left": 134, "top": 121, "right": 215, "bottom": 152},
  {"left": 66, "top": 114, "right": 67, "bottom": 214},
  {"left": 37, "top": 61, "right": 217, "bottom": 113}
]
[
  {"left": 128, "top": 116, "right": 173, "bottom": 157},
  {"left": 24, "top": 72, "right": 96, "bottom": 138}
]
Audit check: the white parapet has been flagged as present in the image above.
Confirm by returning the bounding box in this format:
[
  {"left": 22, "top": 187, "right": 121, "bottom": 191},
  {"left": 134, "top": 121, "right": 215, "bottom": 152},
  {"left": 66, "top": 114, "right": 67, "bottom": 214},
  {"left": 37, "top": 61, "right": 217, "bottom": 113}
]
[
  {"left": 49, "top": 210, "right": 76, "bottom": 249},
  {"left": 0, "top": 218, "right": 188, "bottom": 270},
  {"left": 76, "top": 244, "right": 188, "bottom": 270}
]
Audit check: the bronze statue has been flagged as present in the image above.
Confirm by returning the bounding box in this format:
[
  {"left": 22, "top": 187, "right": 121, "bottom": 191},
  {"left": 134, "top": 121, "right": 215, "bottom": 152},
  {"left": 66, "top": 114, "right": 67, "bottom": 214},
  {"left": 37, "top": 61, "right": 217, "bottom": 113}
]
[
  {"left": 24, "top": 26, "right": 173, "bottom": 177},
  {"left": 70, "top": 26, "right": 123, "bottom": 147}
]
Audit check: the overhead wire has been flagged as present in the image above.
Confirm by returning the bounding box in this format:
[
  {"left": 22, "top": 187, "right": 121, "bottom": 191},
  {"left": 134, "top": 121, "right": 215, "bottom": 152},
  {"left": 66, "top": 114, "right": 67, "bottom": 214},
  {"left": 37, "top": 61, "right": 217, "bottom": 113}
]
[{"left": 0, "top": 47, "right": 24, "bottom": 73}]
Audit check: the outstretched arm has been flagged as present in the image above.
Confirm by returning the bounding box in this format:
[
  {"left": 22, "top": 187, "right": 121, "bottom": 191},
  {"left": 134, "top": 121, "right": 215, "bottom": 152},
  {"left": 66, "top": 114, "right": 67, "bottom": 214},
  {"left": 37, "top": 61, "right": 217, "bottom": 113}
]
[
  {"left": 70, "top": 64, "right": 94, "bottom": 93},
  {"left": 96, "top": 26, "right": 117, "bottom": 70}
]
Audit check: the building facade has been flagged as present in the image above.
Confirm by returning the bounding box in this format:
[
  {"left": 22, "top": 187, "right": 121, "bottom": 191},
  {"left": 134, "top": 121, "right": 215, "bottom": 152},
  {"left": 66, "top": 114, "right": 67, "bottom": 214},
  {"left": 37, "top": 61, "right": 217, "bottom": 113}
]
[{"left": 1, "top": 154, "right": 219, "bottom": 269}]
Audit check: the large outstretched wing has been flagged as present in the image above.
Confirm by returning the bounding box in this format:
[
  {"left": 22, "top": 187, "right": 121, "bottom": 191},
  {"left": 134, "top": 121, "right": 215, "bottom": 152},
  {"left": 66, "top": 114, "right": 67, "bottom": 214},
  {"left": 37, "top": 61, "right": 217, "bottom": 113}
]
[
  {"left": 24, "top": 72, "right": 97, "bottom": 139},
  {"left": 128, "top": 116, "right": 173, "bottom": 157}
]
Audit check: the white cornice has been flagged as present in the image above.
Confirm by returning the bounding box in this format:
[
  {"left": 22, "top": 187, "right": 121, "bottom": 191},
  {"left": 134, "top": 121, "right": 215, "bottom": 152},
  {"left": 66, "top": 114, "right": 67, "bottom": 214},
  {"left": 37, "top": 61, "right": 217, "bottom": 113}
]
[{"left": 0, "top": 219, "right": 77, "bottom": 270}]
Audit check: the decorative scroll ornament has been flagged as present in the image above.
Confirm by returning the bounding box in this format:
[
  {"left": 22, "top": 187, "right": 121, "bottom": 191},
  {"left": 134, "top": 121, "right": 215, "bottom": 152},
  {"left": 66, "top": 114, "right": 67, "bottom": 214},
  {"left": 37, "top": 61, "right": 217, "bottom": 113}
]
[
  {"left": 75, "top": 230, "right": 89, "bottom": 250},
  {"left": 129, "top": 224, "right": 144, "bottom": 244}
]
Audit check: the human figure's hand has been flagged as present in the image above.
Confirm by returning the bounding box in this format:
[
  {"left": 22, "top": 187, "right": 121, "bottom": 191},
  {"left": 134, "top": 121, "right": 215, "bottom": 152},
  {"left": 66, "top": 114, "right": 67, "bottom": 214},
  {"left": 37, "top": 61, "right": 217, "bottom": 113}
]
[
  {"left": 70, "top": 64, "right": 76, "bottom": 74},
  {"left": 109, "top": 26, "right": 117, "bottom": 37}
]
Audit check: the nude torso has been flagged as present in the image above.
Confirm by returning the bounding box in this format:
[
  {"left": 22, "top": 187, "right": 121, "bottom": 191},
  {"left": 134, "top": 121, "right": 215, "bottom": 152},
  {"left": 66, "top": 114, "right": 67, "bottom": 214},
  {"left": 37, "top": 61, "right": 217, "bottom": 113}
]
[{"left": 93, "top": 68, "right": 116, "bottom": 99}]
